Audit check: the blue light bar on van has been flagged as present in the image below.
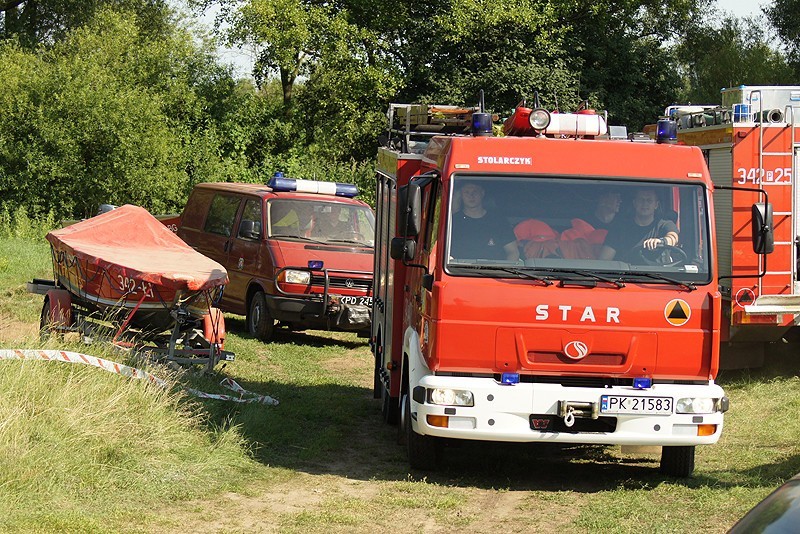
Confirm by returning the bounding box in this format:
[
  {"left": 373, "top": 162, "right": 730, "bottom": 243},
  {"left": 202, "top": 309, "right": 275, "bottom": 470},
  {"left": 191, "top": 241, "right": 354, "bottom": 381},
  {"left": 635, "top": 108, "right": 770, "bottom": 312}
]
[
  {"left": 268, "top": 173, "right": 358, "bottom": 198},
  {"left": 656, "top": 119, "right": 677, "bottom": 144}
]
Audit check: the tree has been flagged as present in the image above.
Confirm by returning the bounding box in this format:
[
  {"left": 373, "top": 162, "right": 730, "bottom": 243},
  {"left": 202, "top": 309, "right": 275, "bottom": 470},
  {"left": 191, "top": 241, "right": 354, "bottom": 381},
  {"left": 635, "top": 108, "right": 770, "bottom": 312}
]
[
  {"left": 676, "top": 14, "right": 793, "bottom": 105},
  {"left": 1, "top": 0, "right": 174, "bottom": 46},
  {"left": 0, "top": 8, "right": 254, "bottom": 219},
  {"left": 765, "top": 0, "right": 800, "bottom": 74}
]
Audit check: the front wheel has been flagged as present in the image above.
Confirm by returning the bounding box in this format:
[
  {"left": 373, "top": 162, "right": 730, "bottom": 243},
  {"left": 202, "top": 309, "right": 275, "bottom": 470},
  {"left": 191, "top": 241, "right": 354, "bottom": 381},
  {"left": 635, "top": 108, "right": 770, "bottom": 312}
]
[
  {"left": 247, "top": 291, "right": 274, "bottom": 341},
  {"left": 401, "top": 391, "right": 440, "bottom": 470},
  {"left": 660, "top": 445, "right": 695, "bottom": 477}
]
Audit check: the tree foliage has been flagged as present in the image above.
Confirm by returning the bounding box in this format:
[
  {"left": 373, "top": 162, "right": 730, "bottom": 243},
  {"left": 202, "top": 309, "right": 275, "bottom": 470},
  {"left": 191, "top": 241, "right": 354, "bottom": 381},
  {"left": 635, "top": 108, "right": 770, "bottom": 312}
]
[
  {"left": 765, "top": 0, "right": 800, "bottom": 74},
  {"left": 676, "top": 14, "right": 794, "bottom": 104},
  {"left": 0, "top": 0, "right": 173, "bottom": 46}
]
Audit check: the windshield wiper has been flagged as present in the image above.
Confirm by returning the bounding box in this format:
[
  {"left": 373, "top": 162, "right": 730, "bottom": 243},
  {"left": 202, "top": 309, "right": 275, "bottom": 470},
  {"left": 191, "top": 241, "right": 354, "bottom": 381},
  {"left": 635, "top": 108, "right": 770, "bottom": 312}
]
[
  {"left": 271, "top": 234, "right": 328, "bottom": 245},
  {"left": 449, "top": 264, "right": 554, "bottom": 286},
  {"left": 545, "top": 268, "right": 625, "bottom": 289},
  {"left": 620, "top": 272, "right": 696, "bottom": 292},
  {"left": 327, "top": 239, "right": 372, "bottom": 246}
]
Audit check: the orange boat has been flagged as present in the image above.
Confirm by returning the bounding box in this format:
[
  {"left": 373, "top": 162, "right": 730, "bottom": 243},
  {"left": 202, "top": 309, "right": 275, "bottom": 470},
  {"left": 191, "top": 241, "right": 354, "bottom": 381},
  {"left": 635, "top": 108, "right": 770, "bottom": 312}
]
[{"left": 29, "top": 205, "right": 233, "bottom": 370}]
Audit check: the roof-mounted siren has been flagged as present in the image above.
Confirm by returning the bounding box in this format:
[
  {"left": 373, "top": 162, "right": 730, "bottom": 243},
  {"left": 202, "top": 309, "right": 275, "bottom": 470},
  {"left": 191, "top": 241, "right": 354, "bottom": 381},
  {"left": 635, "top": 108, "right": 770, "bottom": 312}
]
[
  {"left": 656, "top": 119, "right": 678, "bottom": 144},
  {"left": 268, "top": 172, "right": 358, "bottom": 198},
  {"left": 471, "top": 90, "right": 494, "bottom": 136}
]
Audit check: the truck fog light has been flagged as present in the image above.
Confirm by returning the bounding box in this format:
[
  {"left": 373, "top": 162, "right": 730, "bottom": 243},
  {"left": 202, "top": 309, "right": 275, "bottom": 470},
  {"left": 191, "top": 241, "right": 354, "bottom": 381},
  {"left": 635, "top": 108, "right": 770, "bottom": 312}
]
[
  {"left": 676, "top": 397, "right": 715, "bottom": 414},
  {"left": 280, "top": 269, "right": 311, "bottom": 285},
  {"left": 428, "top": 388, "right": 474, "bottom": 407}
]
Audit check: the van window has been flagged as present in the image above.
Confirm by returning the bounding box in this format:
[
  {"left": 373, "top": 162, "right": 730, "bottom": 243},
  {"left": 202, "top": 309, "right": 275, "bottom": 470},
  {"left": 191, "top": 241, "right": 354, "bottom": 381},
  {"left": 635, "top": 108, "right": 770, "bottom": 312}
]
[
  {"left": 204, "top": 195, "right": 241, "bottom": 237},
  {"left": 237, "top": 198, "right": 263, "bottom": 239}
]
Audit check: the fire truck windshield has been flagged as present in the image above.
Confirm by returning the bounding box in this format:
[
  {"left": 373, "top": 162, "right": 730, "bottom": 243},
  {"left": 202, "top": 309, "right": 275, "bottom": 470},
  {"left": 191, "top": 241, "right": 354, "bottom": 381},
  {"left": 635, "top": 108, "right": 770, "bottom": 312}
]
[
  {"left": 269, "top": 199, "right": 375, "bottom": 247},
  {"left": 446, "top": 176, "right": 711, "bottom": 284}
]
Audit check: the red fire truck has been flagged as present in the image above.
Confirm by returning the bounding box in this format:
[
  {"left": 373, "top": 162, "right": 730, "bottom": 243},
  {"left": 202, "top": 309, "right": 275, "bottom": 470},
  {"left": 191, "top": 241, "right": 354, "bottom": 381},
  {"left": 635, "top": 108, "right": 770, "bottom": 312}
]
[
  {"left": 665, "top": 85, "right": 800, "bottom": 368},
  {"left": 372, "top": 101, "right": 770, "bottom": 476}
]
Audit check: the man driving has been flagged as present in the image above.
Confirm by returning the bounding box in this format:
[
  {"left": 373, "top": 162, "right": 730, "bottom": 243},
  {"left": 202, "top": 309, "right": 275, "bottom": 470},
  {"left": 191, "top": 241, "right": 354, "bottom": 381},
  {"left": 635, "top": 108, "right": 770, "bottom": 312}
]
[{"left": 599, "top": 188, "right": 678, "bottom": 262}]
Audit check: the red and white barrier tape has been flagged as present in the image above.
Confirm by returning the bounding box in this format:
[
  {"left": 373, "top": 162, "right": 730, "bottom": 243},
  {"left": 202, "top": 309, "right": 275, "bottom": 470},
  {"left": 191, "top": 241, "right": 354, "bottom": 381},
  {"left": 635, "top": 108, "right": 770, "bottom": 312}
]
[{"left": 0, "top": 349, "right": 279, "bottom": 406}]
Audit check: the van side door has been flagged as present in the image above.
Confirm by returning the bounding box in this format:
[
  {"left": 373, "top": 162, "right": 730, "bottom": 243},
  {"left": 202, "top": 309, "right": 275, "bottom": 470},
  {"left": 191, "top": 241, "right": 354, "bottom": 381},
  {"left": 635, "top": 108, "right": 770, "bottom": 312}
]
[{"left": 226, "top": 197, "right": 267, "bottom": 315}]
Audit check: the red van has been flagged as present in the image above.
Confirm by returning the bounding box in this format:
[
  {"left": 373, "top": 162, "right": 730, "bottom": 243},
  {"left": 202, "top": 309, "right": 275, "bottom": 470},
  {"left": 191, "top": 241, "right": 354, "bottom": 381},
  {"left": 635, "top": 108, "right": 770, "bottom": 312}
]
[{"left": 177, "top": 174, "right": 374, "bottom": 341}]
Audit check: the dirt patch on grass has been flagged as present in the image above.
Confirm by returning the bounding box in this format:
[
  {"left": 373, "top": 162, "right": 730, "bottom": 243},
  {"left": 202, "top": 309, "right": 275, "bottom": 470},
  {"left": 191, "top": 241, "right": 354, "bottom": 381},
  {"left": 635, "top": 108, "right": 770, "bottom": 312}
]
[{"left": 0, "top": 313, "right": 37, "bottom": 345}]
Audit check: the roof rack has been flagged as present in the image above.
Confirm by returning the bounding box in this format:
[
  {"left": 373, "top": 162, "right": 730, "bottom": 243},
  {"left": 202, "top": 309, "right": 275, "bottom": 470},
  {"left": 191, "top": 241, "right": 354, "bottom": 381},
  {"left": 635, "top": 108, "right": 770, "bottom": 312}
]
[{"left": 385, "top": 103, "right": 497, "bottom": 154}]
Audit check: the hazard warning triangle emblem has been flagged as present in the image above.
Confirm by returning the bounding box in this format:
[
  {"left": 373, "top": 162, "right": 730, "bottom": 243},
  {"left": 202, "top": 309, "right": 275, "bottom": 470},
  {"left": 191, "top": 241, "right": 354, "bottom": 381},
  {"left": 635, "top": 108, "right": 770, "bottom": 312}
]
[{"left": 664, "top": 299, "right": 691, "bottom": 326}]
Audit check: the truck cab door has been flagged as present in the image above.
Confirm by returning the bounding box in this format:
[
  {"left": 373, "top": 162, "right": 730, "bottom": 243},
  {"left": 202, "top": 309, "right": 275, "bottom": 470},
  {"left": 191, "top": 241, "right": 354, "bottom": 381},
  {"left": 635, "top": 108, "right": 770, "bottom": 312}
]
[
  {"left": 405, "top": 175, "right": 441, "bottom": 358},
  {"left": 227, "top": 197, "right": 265, "bottom": 313}
]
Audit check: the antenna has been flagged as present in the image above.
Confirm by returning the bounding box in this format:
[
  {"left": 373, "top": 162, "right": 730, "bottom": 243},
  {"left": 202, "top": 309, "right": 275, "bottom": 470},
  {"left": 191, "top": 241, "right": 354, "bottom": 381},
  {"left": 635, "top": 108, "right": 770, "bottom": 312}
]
[{"left": 479, "top": 89, "right": 485, "bottom": 113}]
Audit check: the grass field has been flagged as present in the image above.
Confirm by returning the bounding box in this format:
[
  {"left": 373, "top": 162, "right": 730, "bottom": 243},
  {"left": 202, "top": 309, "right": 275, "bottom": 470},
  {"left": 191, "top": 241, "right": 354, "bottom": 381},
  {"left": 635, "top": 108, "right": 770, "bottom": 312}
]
[{"left": 1, "top": 233, "right": 799, "bottom": 533}]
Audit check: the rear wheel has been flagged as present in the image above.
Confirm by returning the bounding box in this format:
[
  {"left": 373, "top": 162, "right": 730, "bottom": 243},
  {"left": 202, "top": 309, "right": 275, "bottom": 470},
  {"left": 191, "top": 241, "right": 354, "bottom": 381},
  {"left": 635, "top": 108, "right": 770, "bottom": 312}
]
[
  {"left": 401, "top": 390, "right": 440, "bottom": 470},
  {"left": 247, "top": 291, "right": 274, "bottom": 341},
  {"left": 39, "top": 298, "right": 55, "bottom": 339},
  {"left": 660, "top": 445, "right": 695, "bottom": 477}
]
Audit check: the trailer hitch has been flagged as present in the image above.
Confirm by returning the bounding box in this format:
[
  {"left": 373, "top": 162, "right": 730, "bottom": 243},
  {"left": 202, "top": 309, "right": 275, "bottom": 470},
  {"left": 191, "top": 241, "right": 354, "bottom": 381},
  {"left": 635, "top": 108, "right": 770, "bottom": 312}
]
[{"left": 557, "top": 400, "right": 600, "bottom": 428}]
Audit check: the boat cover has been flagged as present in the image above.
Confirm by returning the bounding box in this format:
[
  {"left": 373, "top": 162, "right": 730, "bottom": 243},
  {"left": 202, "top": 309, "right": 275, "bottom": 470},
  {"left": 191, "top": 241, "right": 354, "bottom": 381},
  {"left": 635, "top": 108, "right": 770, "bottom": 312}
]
[{"left": 47, "top": 205, "right": 228, "bottom": 291}]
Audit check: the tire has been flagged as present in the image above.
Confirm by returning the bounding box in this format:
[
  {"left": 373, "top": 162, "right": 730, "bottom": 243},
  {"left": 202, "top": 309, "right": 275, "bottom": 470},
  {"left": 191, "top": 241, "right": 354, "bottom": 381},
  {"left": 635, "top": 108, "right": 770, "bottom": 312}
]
[
  {"left": 382, "top": 383, "right": 399, "bottom": 425},
  {"left": 39, "top": 298, "right": 54, "bottom": 340},
  {"left": 402, "top": 391, "right": 440, "bottom": 470},
  {"left": 660, "top": 445, "right": 695, "bottom": 477},
  {"left": 373, "top": 355, "right": 382, "bottom": 399},
  {"left": 247, "top": 291, "right": 274, "bottom": 341}
]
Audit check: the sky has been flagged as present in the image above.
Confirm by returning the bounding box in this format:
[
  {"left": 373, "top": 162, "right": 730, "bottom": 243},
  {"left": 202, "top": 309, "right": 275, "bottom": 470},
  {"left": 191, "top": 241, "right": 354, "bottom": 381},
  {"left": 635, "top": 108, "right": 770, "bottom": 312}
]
[{"left": 202, "top": 0, "right": 771, "bottom": 79}]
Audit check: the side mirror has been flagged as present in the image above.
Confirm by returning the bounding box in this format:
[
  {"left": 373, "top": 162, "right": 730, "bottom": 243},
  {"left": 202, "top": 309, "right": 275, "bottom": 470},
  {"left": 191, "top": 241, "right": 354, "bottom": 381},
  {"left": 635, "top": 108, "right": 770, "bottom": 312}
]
[
  {"left": 398, "top": 182, "right": 423, "bottom": 237},
  {"left": 238, "top": 219, "right": 261, "bottom": 240},
  {"left": 752, "top": 202, "right": 774, "bottom": 254},
  {"left": 390, "top": 237, "right": 416, "bottom": 262}
]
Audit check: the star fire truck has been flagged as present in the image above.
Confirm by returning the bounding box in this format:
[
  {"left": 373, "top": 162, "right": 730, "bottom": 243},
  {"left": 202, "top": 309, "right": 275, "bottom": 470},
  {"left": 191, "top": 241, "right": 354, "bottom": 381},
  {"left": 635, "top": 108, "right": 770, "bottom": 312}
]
[
  {"left": 372, "top": 99, "right": 771, "bottom": 476},
  {"left": 660, "top": 85, "right": 800, "bottom": 368}
]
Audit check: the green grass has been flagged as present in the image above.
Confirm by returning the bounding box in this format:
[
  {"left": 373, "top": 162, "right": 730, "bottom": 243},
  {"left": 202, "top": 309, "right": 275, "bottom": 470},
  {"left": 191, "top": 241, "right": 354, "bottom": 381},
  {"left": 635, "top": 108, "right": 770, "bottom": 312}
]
[{"left": 1, "top": 233, "right": 800, "bottom": 532}]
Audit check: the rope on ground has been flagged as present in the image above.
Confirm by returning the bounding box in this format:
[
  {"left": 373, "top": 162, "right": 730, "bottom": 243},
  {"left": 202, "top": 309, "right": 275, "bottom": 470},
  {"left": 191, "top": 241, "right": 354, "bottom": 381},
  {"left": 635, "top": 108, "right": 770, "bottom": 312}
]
[{"left": 0, "top": 349, "right": 279, "bottom": 406}]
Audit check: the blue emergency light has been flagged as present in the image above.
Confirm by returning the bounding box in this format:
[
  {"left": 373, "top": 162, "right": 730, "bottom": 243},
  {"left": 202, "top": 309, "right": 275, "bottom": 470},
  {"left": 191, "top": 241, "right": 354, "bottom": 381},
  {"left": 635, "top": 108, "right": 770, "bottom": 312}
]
[
  {"left": 307, "top": 260, "right": 324, "bottom": 270},
  {"left": 501, "top": 373, "right": 520, "bottom": 385},
  {"left": 656, "top": 119, "right": 678, "bottom": 144},
  {"left": 268, "top": 172, "right": 359, "bottom": 198},
  {"left": 633, "top": 377, "right": 652, "bottom": 389}
]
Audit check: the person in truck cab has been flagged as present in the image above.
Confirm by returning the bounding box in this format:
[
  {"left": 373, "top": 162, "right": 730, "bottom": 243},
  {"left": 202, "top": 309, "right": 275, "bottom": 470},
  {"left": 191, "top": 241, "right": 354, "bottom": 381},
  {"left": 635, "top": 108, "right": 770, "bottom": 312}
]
[
  {"left": 312, "top": 204, "right": 355, "bottom": 241},
  {"left": 589, "top": 188, "right": 622, "bottom": 230},
  {"left": 598, "top": 188, "right": 679, "bottom": 262},
  {"left": 450, "top": 182, "right": 520, "bottom": 261}
]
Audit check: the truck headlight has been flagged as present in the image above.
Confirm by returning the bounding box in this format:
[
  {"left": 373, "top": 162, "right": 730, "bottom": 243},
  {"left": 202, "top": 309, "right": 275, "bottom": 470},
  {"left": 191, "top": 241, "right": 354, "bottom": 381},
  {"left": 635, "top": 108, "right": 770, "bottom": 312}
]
[
  {"left": 676, "top": 397, "right": 716, "bottom": 414},
  {"left": 428, "top": 388, "right": 474, "bottom": 407},
  {"left": 280, "top": 269, "right": 311, "bottom": 285}
]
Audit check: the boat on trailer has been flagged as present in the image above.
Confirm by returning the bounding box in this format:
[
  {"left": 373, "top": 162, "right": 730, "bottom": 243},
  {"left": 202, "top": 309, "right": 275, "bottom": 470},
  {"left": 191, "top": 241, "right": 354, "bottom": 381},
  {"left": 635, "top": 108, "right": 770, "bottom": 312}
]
[{"left": 29, "top": 204, "right": 234, "bottom": 371}]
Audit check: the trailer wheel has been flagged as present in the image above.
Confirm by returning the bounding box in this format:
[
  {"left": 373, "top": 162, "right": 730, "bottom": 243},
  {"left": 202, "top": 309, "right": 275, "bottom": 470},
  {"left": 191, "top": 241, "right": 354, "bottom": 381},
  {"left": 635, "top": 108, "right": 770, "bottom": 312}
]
[
  {"left": 401, "top": 391, "right": 440, "bottom": 470},
  {"left": 660, "top": 445, "right": 695, "bottom": 477},
  {"left": 247, "top": 291, "right": 274, "bottom": 341},
  {"left": 40, "top": 290, "right": 73, "bottom": 339}
]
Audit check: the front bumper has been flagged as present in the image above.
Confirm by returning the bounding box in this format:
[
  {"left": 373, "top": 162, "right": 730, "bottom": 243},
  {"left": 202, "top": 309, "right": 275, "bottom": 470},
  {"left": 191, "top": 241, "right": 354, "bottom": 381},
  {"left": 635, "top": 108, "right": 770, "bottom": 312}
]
[
  {"left": 413, "top": 375, "right": 726, "bottom": 446},
  {"left": 266, "top": 294, "right": 370, "bottom": 331}
]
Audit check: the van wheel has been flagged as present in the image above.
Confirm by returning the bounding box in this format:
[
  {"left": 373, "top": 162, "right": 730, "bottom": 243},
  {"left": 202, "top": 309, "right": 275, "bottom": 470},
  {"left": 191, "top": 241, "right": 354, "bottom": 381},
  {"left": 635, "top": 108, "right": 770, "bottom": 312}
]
[
  {"left": 660, "top": 446, "right": 695, "bottom": 477},
  {"left": 401, "top": 391, "right": 440, "bottom": 470},
  {"left": 247, "top": 291, "right": 274, "bottom": 341}
]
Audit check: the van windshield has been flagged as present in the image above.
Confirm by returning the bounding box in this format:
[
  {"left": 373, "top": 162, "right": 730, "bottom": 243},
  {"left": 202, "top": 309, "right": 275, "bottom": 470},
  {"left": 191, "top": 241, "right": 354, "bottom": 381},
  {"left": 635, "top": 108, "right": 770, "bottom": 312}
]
[
  {"left": 269, "top": 199, "right": 375, "bottom": 247},
  {"left": 445, "top": 176, "right": 711, "bottom": 285}
]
